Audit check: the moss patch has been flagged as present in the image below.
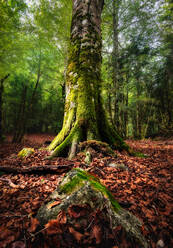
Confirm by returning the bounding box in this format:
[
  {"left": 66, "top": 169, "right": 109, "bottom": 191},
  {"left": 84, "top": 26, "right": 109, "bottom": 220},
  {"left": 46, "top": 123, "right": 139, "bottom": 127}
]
[
  {"left": 18, "top": 148, "right": 34, "bottom": 158},
  {"left": 133, "top": 151, "right": 148, "bottom": 158},
  {"left": 59, "top": 168, "right": 121, "bottom": 212}
]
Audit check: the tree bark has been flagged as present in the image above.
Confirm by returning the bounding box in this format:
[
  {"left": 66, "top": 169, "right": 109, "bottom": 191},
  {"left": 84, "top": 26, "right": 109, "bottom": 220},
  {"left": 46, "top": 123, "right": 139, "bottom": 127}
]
[
  {"left": 12, "top": 51, "right": 42, "bottom": 143},
  {"left": 112, "top": 0, "right": 120, "bottom": 129},
  {"left": 48, "top": 0, "right": 130, "bottom": 158},
  {"left": 0, "top": 74, "right": 10, "bottom": 141},
  {"left": 12, "top": 84, "right": 28, "bottom": 143}
]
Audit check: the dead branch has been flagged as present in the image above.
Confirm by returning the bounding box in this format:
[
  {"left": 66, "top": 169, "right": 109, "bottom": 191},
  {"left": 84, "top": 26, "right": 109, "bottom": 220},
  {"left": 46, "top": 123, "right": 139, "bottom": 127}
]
[{"left": 0, "top": 164, "right": 73, "bottom": 175}]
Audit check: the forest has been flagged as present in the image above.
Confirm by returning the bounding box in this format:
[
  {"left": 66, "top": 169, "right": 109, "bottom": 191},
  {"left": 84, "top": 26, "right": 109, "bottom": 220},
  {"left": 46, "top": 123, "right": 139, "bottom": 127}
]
[{"left": 0, "top": 0, "right": 172, "bottom": 247}]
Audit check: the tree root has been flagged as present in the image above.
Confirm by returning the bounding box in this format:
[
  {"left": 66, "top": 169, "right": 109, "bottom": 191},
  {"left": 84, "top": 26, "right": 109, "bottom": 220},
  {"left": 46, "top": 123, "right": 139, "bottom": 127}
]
[
  {"left": 79, "top": 140, "right": 117, "bottom": 157},
  {"left": 36, "top": 168, "right": 148, "bottom": 248},
  {"left": 0, "top": 164, "right": 73, "bottom": 175}
]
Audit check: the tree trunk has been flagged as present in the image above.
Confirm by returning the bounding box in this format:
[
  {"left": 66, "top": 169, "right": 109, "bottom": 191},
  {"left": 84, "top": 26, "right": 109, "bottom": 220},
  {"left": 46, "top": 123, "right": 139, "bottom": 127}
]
[
  {"left": 0, "top": 74, "right": 10, "bottom": 141},
  {"left": 136, "top": 81, "right": 142, "bottom": 139},
  {"left": 48, "top": 0, "right": 130, "bottom": 158},
  {"left": 112, "top": 0, "right": 120, "bottom": 129},
  {"left": 12, "top": 51, "right": 42, "bottom": 143},
  {"left": 12, "top": 85, "right": 28, "bottom": 143},
  {"left": 124, "top": 83, "right": 129, "bottom": 138}
]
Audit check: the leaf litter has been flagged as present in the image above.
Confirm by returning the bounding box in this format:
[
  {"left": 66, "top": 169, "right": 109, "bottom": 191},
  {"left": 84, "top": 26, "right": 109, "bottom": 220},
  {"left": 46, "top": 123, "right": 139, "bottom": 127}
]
[{"left": 0, "top": 135, "right": 172, "bottom": 247}]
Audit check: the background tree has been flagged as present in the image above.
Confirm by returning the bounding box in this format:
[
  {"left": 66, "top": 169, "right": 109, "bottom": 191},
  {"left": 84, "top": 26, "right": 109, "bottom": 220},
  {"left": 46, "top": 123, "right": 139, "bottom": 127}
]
[
  {"left": 1, "top": 0, "right": 71, "bottom": 141},
  {"left": 0, "top": 0, "right": 27, "bottom": 140},
  {"left": 101, "top": 0, "right": 172, "bottom": 139}
]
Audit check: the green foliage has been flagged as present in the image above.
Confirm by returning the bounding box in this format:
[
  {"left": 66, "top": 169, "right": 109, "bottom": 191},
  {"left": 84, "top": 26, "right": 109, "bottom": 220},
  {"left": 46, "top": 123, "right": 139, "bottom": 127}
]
[
  {"left": 0, "top": 0, "right": 26, "bottom": 77},
  {"left": 1, "top": 0, "right": 72, "bottom": 136},
  {"left": 1, "top": 0, "right": 172, "bottom": 139},
  {"left": 101, "top": 0, "right": 173, "bottom": 139}
]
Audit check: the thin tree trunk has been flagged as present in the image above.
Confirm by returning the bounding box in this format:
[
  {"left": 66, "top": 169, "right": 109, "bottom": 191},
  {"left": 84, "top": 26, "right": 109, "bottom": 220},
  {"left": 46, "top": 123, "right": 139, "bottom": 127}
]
[
  {"left": 30, "top": 50, "right": 42, "bottom": 112},
  {"left": 12, "top": 85, "right": 28, "bottom": 143},
  {"left": 112, "top": 0, "right": 120, "bottom": 128},
  {"left": 136, "top": 81, "right": 143, "bottom": 139},
  {"left": 124, "top": 83, "right": 129, "bottom": 138},
  {"left": 0, "top": 74, "right": 10, "bottom": 141},
  {"left": 107, "top": 90, "right": 114, "bottom": 124},
  {"left": 12, "top": 51, "right": 42, "bottom": 143}
]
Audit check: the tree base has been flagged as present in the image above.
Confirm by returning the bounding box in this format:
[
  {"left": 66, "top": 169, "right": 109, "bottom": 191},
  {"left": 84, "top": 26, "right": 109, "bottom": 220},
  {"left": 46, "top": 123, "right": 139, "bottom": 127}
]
[{"left": 47, "top": 119, "right": 133, "bottom": 160}]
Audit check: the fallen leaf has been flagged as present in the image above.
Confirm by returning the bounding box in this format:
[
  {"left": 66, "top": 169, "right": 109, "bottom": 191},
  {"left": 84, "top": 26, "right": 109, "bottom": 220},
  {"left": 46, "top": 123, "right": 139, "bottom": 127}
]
[
  {"left": 57, "top": 211, "right": 67, "bottom": 224},
  {"left": 28, "top": 218, "right": 39, "bottom": 233},
  {"left": 45, "top": 219, "right": 62, "bottom": 235},
  {"left": 11, "top": 241, "right": 26, "bottom": 248},
  {"left": 92, "top": 225, "right": 102, "bottom": 244},
  {"left": 69, "top": 226, "right": 83, "bottom": 242},
  {"left": 68, "top": 205, "right": 88, "bottom": 218},
  {"left": 47, "top": 200, "right": 61, "bottom": 210}
]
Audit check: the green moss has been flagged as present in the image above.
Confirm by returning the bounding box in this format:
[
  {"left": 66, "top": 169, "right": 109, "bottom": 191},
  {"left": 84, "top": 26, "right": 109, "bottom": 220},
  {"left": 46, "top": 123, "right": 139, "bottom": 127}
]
[
  {"left": 133, "top": 152, "right": 148, "bottom": 158},
  {"left": 18, "top": 148, "right": 34, "bottom": 158},
  {"left": 84, "top": 151, "right": 92, "bottom": 164},
  {"left": 50, "top": 123, "right": 80, "bottom": 158},
  {"left": 59, "top": 168, "right": 121, "bottom": 212},
  {"left": 60, "top": 176, "right": 85, "bottom": 193},
  {"left": 48, "top": 87, "right": 78, "bottom": 152}
]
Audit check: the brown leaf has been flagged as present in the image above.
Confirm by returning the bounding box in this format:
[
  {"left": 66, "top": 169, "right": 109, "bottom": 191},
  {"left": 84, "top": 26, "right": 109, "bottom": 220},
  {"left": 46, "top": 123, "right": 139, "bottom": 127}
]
[
  {"left": 47, "top": 200, "right": 61, "bottom": 210},
  {"left": 28, "top": 218, "right": 39, "bottom": 233},
  {"left": 68, "top": 205, "right": 88, "bottom": 218},
  {"left": 69, "top": 227, "right": 83, "bottom": 242},
  {"left": 145, "top": 209, "right": 155, "bottom": 221},
  {"left": 0, "top": 227, "right": 13, "bottom": 240},
  {"left": 45, "top": 219, "right": 62, "bottom": 235},
  {"left": 141, "top": 224, "right": 148, "bottom": 235},
  {"left": 11, "top": 241, "right": 26, "bottom": 248},
  {"left": 57, "top": 211, "right": 67, "bottom": 224},
  {"left": 92, "top": 225, "right": 102, "bottom": 244}
]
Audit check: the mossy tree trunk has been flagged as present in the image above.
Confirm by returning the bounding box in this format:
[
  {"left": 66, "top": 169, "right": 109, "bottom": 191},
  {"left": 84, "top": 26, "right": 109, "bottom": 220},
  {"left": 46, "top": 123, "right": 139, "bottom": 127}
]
[{"left": 48, "top": 0, "right": 130, "bottom": 158}]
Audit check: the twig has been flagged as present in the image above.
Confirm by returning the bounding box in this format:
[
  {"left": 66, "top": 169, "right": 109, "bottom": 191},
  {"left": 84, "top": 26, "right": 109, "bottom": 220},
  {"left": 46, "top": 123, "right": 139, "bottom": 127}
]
[
  {"left": 22, "top": 217, "right": 28, "bottom": 248},
  {"left": 86, "top": 217, "right": 94, "bottom": 230},
  {"left": 28, "top": 226, "right": 48, "bottom": 239},
  {"left": 0, "top": 178, "right": 20, "bottom": 188},
  {"left": 0, "top": 214, "right": 27, "bottom": 218}
]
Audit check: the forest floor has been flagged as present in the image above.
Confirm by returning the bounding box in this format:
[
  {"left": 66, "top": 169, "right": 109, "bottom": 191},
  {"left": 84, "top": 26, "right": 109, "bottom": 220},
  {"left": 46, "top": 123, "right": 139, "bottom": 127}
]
[{"left": 0, "top": 134, "right": 172, "bottom": 248}]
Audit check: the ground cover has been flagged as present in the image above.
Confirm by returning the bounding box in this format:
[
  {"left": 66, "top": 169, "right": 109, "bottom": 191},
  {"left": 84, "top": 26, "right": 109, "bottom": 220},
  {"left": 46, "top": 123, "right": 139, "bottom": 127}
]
[{"left": 0, "top": 135, "right": 172, "bottom": 247}]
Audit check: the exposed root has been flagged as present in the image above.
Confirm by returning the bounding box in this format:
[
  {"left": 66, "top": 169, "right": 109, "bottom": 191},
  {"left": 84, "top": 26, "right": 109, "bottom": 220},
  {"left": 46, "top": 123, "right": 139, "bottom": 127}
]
[
  {"left": 36, "top": 168, "right": 148, "bottom": 248},
  {"left": 79, "top": 140, "right": 116, "bottom": 157},
  {"left": 47, "top": 123, "right": 82, "bottom": 159},
  {"left": 47, "top": 114, "right": 133, "bottom": 160}
]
